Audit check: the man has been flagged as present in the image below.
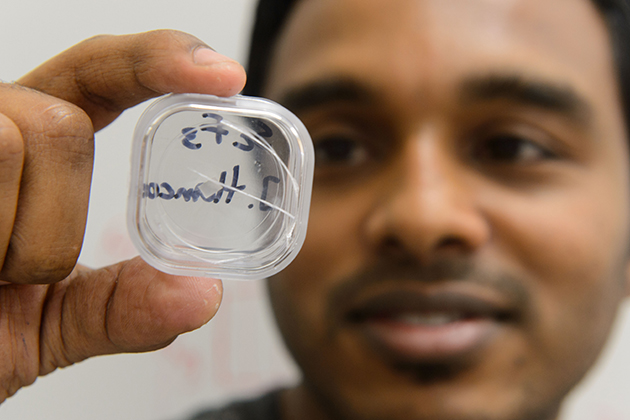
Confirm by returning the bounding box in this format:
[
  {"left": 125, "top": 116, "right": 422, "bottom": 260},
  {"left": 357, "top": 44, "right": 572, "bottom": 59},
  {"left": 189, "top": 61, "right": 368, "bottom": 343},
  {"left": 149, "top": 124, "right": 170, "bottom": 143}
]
[
  {"left": 0, "top": 1, "right": 628, "bottom": 420},
  {"left": 197, "top": 0, "right": 630, "bottom": 419}
]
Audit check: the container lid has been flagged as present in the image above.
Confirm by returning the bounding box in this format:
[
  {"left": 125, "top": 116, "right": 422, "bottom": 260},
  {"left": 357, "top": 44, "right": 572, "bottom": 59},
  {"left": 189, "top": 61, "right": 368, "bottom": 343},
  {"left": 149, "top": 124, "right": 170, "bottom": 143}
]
[{"left": 128, "top": 93, "right": 314, "bottom": 280}]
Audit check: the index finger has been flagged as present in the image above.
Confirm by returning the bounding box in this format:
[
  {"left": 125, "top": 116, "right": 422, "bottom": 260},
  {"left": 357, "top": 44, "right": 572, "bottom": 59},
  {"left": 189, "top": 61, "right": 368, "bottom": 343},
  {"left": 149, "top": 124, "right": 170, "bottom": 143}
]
[{"left": 17, "top": 30, "right": 247, "bottom": 131}]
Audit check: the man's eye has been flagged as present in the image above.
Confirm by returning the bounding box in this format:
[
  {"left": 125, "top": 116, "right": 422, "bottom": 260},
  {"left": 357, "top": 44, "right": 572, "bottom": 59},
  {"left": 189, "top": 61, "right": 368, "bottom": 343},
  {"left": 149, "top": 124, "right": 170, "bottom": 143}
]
[
  {"left": 314, "top": 136, "right": 369, "bottom": 167},
  {"left": 473, "top": 134, "right": 556, "bottom": 164}
]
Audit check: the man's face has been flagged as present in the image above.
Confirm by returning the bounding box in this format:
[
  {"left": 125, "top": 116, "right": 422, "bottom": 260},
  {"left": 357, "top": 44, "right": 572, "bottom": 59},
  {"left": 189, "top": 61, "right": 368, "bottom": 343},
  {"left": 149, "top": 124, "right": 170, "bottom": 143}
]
[{"left": 263, "top": 0, "right": 630, "bottom": 419}]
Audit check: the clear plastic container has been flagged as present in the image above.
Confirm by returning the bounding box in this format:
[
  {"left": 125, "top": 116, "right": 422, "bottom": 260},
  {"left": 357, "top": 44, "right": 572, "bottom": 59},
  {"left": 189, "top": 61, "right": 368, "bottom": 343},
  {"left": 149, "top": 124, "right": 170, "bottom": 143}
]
[{"left": 128, "top": 93, "right": 314, "bottom": 280}]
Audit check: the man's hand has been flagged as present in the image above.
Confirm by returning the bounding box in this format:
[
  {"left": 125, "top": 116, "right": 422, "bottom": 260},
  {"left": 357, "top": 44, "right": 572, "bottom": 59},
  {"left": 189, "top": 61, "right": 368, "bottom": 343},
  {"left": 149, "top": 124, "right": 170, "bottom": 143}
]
[{"left": 0, "top": 30, "right": 246, "bottom": 403}]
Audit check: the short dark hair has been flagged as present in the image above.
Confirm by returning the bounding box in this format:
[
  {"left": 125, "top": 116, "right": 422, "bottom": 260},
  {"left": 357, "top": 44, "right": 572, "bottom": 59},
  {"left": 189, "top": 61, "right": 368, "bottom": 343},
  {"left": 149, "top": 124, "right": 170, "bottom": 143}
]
[
  {"left": 242, "top": 0, "right": 297, "bottom": 97},
  {"left": 591, "top": 0, "right": 630, "bottom": 135},
  {"left": 243, "top": 0, "right": 630, "bottom": 135}
]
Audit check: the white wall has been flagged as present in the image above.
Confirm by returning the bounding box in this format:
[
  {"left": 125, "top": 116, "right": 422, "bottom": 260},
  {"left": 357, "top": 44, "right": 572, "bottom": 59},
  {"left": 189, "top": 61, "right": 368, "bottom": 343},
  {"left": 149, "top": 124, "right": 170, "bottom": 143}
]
[{"left": 0, "top": 1, "right": 629, "bottom": 419}]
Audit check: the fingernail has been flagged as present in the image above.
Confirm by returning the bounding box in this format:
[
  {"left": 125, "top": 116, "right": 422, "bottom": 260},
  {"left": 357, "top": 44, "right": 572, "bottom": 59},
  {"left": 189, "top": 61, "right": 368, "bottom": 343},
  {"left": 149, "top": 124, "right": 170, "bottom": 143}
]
[{"left": 193, "top": 47, "right": 235, "bottom": 66}]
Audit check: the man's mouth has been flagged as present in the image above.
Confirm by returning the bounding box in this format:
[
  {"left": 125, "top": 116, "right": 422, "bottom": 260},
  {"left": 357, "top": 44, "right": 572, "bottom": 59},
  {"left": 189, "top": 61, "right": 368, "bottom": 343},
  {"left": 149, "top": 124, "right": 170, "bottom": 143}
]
[
  {"left": 391, "top": 312, "right": 469, "bottom": 325},
  {"left": 344, "top": 288, "right": 516, "bottom": 363}
]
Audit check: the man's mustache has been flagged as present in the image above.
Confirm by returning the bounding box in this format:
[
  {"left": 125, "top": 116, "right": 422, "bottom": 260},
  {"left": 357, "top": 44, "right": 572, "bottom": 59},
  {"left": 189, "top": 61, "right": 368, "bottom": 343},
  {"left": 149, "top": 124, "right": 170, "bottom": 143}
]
[{"left": 326, "top": 257, "right": 532, "bottom": 325}]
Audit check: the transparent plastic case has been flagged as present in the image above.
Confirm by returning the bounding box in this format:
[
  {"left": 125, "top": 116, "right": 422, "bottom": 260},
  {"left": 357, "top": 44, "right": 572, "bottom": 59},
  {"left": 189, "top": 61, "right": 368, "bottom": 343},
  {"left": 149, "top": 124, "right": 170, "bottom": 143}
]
[{"left": 128, "top": 93, "right": 314, "bottom": 280}]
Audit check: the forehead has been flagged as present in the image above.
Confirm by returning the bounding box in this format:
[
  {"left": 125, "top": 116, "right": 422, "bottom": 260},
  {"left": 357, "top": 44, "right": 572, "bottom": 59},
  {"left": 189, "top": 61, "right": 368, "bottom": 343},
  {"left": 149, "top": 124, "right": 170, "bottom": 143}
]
[{"left": 265, "top": 0, "right": 619, "bottom": 113}]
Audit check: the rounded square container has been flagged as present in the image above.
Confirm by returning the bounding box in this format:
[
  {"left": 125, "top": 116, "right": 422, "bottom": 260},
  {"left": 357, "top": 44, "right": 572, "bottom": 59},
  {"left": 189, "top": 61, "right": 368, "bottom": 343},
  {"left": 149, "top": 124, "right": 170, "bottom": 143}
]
[{"left": 128, "top": 93, "right": 314, "bottom": 280}]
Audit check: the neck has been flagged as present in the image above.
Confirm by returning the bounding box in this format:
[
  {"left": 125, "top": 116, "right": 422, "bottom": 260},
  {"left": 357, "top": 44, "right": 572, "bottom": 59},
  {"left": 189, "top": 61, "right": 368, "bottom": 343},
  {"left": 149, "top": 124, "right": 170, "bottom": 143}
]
[
  {"left": 278, "top": 384, "right": 562, "bottom": 420},
  {"left": 280, "top": 385, "right": 333, "bottom": 420}
]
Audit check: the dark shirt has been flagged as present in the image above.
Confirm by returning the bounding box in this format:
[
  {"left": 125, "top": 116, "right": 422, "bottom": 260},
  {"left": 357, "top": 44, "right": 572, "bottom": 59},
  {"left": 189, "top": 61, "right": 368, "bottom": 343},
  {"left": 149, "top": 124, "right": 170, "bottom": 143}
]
[{"left": 190, "top": 390, "right": 283, "bottom": 420}]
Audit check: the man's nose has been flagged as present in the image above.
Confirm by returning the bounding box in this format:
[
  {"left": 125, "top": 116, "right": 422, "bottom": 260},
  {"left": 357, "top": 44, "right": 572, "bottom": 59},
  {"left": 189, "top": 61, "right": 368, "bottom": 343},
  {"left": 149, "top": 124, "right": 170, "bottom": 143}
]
[{"left": 365, "top": 129, "right": 490, "bottom": 263}]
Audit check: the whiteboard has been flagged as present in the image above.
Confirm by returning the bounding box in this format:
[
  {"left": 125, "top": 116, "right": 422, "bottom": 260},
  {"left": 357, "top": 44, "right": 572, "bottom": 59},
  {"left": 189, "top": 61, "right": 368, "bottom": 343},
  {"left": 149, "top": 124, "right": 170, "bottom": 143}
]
[{"left": 0, "top": 1, "right": 628, "bottom": 419}]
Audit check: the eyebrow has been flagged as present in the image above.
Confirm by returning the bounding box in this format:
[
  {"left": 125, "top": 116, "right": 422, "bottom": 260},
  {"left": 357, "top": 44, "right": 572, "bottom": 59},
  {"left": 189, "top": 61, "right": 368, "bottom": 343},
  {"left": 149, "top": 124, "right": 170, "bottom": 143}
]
[
  {"left": 275, "top": 77, "right": 376, "bottom": 113},
  {"left": 460, "top": 74, "right": 593, "bottom": 127}
]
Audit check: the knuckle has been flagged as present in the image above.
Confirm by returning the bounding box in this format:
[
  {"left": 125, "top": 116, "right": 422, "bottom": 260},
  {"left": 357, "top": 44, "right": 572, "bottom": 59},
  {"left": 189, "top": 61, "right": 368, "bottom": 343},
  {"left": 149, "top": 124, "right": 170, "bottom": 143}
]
[
  {"left": 3, "top": 232, "right": 81, "bottom": 284},
  {"left": 30, "top": 263, "right": 75, "bottom": 285},
  {"left": 39, "top": 102, "right": 93, "bottom": 140},
  {"left": 13, "top": 254, "right": 78, "bottom": 285},
  {"left": 35, "top": 103, "right": 94, "bottom": 166}
]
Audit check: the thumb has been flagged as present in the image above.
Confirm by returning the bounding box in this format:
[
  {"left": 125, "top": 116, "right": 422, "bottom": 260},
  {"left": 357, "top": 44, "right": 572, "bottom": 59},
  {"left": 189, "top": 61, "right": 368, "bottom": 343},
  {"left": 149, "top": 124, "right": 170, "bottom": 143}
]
[
  {"left": 18, "top": 30, "right": 247, "bottom": 131},
  {"left": 38, "top": 257, "right": 223, "bottom": 374}
]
